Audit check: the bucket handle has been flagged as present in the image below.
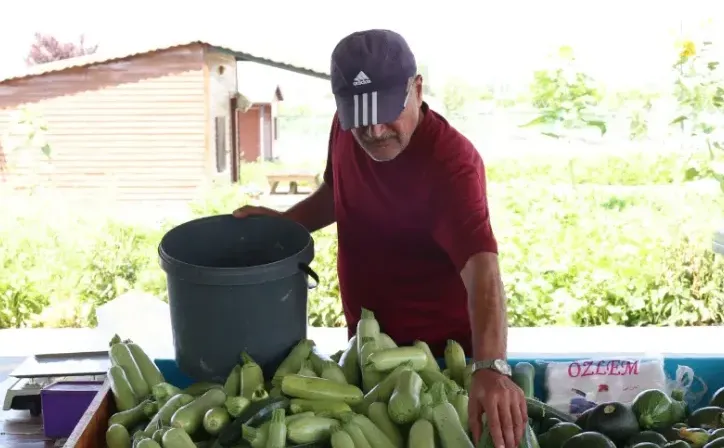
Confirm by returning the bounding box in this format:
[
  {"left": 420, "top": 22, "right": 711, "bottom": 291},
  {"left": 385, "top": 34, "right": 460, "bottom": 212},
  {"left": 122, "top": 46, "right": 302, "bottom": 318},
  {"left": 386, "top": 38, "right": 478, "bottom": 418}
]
[{"left": 298, "top": 263, "right": 320, "bottom": 290}]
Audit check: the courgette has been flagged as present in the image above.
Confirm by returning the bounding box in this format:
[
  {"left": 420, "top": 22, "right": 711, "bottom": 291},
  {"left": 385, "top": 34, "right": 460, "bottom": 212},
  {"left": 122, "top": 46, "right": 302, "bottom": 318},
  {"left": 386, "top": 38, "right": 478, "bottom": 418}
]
[
  {"left": 413, "top": 340, "right": 441, "bottom": 373},
  {"left": 526, "top": 397, "right": 574, "bottom": 423},
  {"left": 126, "top": 341, "right": 165, "bottom": 390},
  {"left": 202, "top": 406, "right": 230, "bottom": 435},
  {"left": 443, "top": 340, "right": 467, "bottom": 386},
  {"left": 272, "top": 338, "right": 315, "bottom": 383},
  {"left": 512, "top": 362, "right": 535, "bottom": 399},
  {"left": 430, "top": 382, "right": 473, "bottom": 448},
  {"left": 109, "top": 398, "right": 153, "bottom": 429},
  {"left": 339, "top": 335, "right": 361, "bottom": 386},
  {"left": 216, "top": 397, "right": 289, "bottom": 447},
  {"left": 240, "top": 352, "right": 265, "bottom": 399},
  {"left": 106, "top": 423, "right": 131, "bottom": 448},
  {"left": 110, "top": 342, "right": 150, "bottom": 399},
  {"left": 144, "top": 393, "right": 194, "bottom": 436},
  {"left": 365, "top": 347, "right": 428, "bottom": 372},
  {"left": 170, "top": 387, "right": 227, "bottom": 434},
  {"left": 161, "top": 427, "right": 196, "bottom": 448},
  {"left": 368, "top": 402, "right": 404, "bottom": 447},
  {"left": 108, "top": 364, "right": 139, "bottom": 411},
  {"left": 330, "top": 427, "right": 356, "bottom": 448},
  {"left": 408, "top": 418, "right": 435, "bottom": 448},
  {"left": 281, "top": 374, "right": 364, "bottom": 405},
  {"left": 388, "top": 370, "right": 424, "bottom": 425},
  {"left": 356, "top": 308, "right": 381, "bottom": 360},
  {"left": 287, "top": 415, "right": 339, "bottom": 444}
]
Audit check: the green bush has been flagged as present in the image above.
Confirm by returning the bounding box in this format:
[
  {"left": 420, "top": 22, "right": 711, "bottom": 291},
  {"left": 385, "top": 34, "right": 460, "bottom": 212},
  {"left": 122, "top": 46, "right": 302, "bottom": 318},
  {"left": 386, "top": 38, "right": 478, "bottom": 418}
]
[{"left": 1, "top": 155, "right": 723, "bottom": 329}]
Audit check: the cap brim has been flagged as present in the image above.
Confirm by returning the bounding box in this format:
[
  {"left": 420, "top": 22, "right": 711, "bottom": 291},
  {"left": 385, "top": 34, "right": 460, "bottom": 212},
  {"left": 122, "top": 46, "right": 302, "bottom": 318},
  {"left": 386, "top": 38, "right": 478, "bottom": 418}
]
[{"left": 334, "top": 85, "right": 408, "bottom": 131}]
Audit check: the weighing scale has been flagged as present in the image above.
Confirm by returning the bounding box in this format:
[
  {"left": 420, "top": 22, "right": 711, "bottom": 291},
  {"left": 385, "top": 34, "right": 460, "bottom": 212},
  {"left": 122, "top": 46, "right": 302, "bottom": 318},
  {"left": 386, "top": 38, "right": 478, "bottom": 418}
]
[{"left": 2, "top": 350, "right": 110, "bottom": 416}]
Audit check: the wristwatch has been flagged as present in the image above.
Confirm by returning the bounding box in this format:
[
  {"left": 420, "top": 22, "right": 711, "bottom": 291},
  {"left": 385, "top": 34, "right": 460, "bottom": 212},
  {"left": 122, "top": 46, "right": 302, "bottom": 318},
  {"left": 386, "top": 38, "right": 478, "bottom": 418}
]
[{"left": 471, "top": 359, "right": 512, "bottom": 376}]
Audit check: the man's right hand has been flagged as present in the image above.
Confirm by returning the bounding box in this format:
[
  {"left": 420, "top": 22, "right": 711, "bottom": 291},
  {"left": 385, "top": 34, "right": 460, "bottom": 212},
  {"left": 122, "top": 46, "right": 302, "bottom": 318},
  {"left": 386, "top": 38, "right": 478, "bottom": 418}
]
[{"left": 232, "top": 205, "right": 282, "bottom": 219}]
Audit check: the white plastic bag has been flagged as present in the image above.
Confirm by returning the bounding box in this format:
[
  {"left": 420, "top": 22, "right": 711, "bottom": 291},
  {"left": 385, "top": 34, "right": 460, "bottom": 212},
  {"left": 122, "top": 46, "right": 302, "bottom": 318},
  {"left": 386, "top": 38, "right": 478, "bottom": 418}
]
[{"left": 544, "top": 355, "right": 668, "bottom": 415}]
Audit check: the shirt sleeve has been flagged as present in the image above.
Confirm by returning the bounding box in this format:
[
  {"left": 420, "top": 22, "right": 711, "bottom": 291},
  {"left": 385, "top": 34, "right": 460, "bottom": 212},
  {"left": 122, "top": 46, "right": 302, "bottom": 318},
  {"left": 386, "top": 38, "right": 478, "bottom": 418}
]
[
  {"left": 322, "top": 114, "right": 340, "bottom": 186},
  {"left": 431, "top": 146, "right": 498, "bottom": 272}
]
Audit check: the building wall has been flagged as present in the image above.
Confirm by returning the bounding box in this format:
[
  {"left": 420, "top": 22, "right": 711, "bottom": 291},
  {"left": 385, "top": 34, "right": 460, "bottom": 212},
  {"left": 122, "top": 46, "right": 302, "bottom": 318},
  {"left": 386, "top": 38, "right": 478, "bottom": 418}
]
[
  {"left": 203, "top": 49, "right": 238, "bottom": 183},
  {"left": 0, "top": 45, "right": 208, "bottom": 202}
]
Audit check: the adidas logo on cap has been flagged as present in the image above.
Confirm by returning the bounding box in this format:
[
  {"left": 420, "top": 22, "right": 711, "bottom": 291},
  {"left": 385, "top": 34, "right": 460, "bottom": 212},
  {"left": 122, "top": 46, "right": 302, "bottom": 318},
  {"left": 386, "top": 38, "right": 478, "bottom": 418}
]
[{"left": 352, "top": 71, "right": 371, "bottom": 87}]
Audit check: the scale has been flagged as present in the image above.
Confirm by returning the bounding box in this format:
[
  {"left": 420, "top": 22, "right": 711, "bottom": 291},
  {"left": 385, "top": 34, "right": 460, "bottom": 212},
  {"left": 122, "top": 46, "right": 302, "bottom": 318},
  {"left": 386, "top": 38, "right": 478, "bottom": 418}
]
[{"left": 2, "top": 351, "right": 110, "bottom": 416}]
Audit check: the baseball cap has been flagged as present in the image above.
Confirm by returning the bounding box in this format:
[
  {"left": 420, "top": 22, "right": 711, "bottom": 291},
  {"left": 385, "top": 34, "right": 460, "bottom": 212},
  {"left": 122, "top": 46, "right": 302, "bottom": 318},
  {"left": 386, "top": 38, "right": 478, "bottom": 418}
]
[{"left": 330, "top": 29, "right": 417, "bottom": 131}]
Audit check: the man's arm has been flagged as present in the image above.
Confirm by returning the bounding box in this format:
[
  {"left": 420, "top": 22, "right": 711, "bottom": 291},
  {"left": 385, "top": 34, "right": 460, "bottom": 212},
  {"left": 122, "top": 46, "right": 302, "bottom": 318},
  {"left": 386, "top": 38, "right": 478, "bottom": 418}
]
[
  {"left": 461, "top": 253, "right": 507, "bottom": 361},
  {"left": 431, "top": 141, "right": 502, "bottom": 360},
  {"left": 283, "top": 182, "right": 335, "bottom": 232}
]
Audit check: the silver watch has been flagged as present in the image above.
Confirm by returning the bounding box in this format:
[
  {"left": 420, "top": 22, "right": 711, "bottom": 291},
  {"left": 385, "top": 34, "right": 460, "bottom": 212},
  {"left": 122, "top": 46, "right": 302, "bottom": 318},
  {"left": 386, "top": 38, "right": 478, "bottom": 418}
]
[{"left": 471, "top": 359, "right": 512, "bottom": 376}]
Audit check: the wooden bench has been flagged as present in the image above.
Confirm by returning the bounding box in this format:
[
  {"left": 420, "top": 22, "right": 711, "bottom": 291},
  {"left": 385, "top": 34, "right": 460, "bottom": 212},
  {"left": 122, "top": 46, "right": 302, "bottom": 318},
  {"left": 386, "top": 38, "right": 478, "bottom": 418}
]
[{"left": 266, "top": 173, "right": 321, "bottom": 195}]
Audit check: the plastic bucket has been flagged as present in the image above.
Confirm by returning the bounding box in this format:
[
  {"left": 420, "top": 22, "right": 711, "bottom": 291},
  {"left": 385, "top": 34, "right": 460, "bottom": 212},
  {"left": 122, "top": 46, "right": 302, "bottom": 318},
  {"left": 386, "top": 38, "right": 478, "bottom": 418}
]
[{"left": 158, "top": 214, "right": 318, "bottom": 382}]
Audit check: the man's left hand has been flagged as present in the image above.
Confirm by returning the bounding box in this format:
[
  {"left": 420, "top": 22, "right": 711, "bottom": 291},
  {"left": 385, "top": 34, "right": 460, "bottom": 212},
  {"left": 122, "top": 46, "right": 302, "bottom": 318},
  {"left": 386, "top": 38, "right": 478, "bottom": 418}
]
[{"left": 468, "top": 369, "right": 528, "bottom": 448}]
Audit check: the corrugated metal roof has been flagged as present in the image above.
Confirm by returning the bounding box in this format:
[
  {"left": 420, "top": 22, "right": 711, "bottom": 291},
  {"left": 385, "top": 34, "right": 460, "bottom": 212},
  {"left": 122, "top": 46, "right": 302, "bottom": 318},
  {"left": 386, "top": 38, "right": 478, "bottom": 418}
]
[{"left": 0, "top": 39, "right": 331, "bottom": 84}]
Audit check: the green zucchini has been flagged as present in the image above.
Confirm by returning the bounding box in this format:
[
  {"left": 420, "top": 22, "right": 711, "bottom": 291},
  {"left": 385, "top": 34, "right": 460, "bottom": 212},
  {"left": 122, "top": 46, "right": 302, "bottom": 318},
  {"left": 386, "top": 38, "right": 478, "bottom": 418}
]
[
  {"left": 443, "top": 340, "right": 467, "bottom": 386},
  {"left": 365, "top": 347, "right": 428, "bottom": 372},
  {"left": 109, "top": 398, "right": 153, "bottom": 429},
  {"left": 143, "top": 393, "right": 194, "bottom": 436},
  {"left": 408, "top": 418, "right": 435, "bottom": 448},
  {"left": 430, "top": 382, "right": 473, "bottom": 448},
  {"left": 388, "top": 370, "right": 424, "bottom": 425},
  {"left": 356, "top": 362, "right": 414, "bottom": 415},
  {"left": 126, "top": 341, "right": 164, "bottom": 390},
  {"left": 239, "top": 352, "right": 265, "bottom": 399},
  {"left": 265, "top": 408, "right": 287, "bottom": 448},
  {"left": 169, "top": 387, "right": 226, "bottom": 434},
  {"left": 108, "top": 365, "right": 139, "bottom": 411},
  {"left": 368, "top": 402, "right": 404, "bottom": 447},
  {"left": 216, "top": 397, "right": 289, "bottom": 446},
  {"left": 272, "top": 338, "right": 315, "bottom": 383},
  {"left": 161, "top": 427, "right": 196, "bottom": 448},
  {"left": 202, "top": 406, "right": 230, "bottom": 435},
  {"left": 106, "top": 423, "right": 131, "bottom": 448},
  {"left": 526, "top": 397, "right": 574, "bottom": 422},
  {"left": 110, "top": 342, "right": 150, "bottom": 399},
  {"left": 413, "top": 340, "right": 441, "bottom": 373},
  {"left": 223, "top": 365, "right": 240, "bottom": 396},
  {"left": 339, "top": 335, "right": 361, "bottom": 386},
  {"left": 377, "top": 333, "right": 398, "bottom": 349},
  {"left": 344, "top": 422, "right": 373, "bottom": 448},
  {"left": 281, "top": 374, "right": 364, "bottom": 405},
  {"left": 330, "top": 427, "right": 356, "bottom": 448},
  {"left": 356, "top": 308, "right": 381, "bottom": 360},
  {"left": 512, "top": 362, "right": 535, "bottom": 399},
  {"left": 287, "top": 415, "right": 339, "bottom": 444}
]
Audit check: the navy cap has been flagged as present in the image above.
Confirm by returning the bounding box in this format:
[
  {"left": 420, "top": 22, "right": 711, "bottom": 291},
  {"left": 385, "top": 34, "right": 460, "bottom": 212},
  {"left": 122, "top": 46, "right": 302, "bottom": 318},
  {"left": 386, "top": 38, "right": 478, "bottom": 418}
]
[{"left": 330, "top": 29, "right": 417, "bottom": 131}]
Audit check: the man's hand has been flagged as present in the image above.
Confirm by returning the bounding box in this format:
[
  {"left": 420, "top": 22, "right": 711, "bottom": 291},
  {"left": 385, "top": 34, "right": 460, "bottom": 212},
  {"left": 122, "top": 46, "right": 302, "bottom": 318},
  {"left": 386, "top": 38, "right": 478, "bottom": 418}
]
[
  {"left": 469, "top": 369, "right": 527, "bottom": 448},
  {"left": 232, "top": 205, "right": 282, "bottom": 219}
]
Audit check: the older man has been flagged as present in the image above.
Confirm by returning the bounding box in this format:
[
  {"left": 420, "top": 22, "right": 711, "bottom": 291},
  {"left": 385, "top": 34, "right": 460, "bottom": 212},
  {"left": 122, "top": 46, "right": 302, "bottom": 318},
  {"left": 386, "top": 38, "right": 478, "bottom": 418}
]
[{"left": 234, "top": 29, "right": 526, "bottom": 446}]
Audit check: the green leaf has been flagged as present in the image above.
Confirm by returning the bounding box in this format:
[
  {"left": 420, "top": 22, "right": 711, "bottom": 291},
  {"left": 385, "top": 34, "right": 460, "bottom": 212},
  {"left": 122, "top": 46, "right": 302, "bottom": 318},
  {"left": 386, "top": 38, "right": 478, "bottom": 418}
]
[
  {"left": 41, "top": 144, "right": 51, "bottom": 158},
  {"left": 670, "top": 116, "right": 688, "bottom": 125},
  {"left": 519, "top": 115, "right": 552, "bottom": 128},
  {"left": 585, "top": 120, "right": 607, "bottom": 136},
  {"left": 541, "top": 132, "right": 562, "bottom": 139}
]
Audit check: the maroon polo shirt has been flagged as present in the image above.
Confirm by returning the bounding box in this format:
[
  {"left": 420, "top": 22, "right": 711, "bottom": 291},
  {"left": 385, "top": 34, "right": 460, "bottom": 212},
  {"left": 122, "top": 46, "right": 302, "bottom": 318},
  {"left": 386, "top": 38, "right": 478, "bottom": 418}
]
[{"left": 323, "top": 103, "right": 498, "bottom": 357}]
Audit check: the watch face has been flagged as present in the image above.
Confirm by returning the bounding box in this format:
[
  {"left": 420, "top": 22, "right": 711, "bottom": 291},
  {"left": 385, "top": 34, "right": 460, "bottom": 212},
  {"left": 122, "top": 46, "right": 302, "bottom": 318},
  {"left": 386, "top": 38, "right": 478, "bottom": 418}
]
[{"left": 494, "top": 359, "right": 511, "bottom": 375}]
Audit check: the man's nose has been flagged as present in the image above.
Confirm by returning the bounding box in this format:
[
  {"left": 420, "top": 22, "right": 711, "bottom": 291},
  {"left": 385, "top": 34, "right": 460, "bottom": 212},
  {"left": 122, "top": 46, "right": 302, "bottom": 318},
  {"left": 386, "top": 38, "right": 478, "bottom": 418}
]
[{"left": 366, "top": 124, "right": 387, "bottom": 138}]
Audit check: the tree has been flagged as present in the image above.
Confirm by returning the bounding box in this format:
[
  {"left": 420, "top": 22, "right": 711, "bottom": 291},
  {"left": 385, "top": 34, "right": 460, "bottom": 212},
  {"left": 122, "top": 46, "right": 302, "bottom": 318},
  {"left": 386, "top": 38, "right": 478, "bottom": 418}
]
[{"left": 25, "top": 33, "right": 98, "bottom": 66}]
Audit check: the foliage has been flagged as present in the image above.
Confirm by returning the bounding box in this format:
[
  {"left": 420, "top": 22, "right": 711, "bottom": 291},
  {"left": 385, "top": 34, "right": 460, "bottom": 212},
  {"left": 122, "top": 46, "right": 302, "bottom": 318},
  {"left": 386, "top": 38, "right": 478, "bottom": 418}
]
[
  {"left": 671, "top": 38, "right": 724, "bottom": 189},
  {"left": 1, "top": 156, "right": 722, "bottom": 330},
  {"left": 522, "top": 45, "right": 606, "bottom": 139},
  {"left": 25, "top": 32, "right": 98, "bottom": 65}
]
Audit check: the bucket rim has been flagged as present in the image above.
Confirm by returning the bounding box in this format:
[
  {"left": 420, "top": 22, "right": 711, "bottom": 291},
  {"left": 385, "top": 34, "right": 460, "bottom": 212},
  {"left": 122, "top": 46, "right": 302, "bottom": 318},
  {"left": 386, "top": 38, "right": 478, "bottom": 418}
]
[{"left": 157, "top": 214, "right": 314, "bottom": 278}]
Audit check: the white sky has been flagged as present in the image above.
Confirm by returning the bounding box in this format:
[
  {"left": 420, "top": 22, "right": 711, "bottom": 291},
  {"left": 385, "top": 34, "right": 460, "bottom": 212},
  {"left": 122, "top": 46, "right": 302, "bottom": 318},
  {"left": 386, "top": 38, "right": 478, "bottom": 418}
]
[{"left": 1, "top": 0, "right": 722, "bottom": 102}]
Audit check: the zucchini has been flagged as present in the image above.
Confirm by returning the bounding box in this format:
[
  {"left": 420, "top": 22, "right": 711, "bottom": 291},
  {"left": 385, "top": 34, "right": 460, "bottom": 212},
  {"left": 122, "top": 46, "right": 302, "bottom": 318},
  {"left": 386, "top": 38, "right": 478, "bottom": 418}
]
[
  {"left": 151, "top": 382, "right": 181, "bottom": 406},
  {"left": 356, "top": 308, "right": 381, "bottom": 360},
  {"left": 331, "top": 349, "right": 345, "bottom": 363},
  {"left": 430, "top": 382, "right": 473, "bottom": 448},
  {"left": 136, "top": 439, "right": 161, "bottom": 448},
  {"left": 265, "top": 408, "right": 287, "bottom": 448},
  {"left": 223, "top": 365, "right": 241, "bottom": 396},
  {"left": 170, "top": 387, "right": 227, "bottom": 434},
  {"left": 512, "top": 362, "right": 535, "bottom": 399},
  {"left": 450, "top": 390, "right": 470, "bottom": 433},
  {"left": 378, "top": 333, "right": 398, "bottom": 349},
  {"left": 161, "top": 427, "right": 196, "bottom": 448},
  {"left": 360, "top": 338, "right": 384, "bottom": 393},
  {"left": 287, "top": 415, "right": 340, "bottom": 444},
  {"left": 224, "top": 395, "right": 251, "bottom": 418},
  {"left": 110, "top": 342, "right": 150, "bottom": 399},
  {"left": 106, "top": 423, "right": 131, "bottom": 448},
  {"left": 298, "top": 359, "right": 318, "bottom": 377},
  {"left": 356, "top": 362, "right": 414, "bottom": 415},
  {"left": 126, "top": 341, "right": 165, "bottom": 390},
  {"left": 526, "top": 397, "right": 575, "bottom": 422},
  {"left": 310, "top": 346, "right": 333, "bottom": 374},
  {"left": 272, "top": 338, "right": 315, "bottom": 383},
  {"left": 143, "top": 393, "right": 194, "bottom": 437},
  {"left": 413, "top": 340, "right": 441, "bottom": 373},
  {"left": 443, "top": 340, "right": 466, "bottom": 386},
  {"left": 632, "top": 388, "right": 676, "bottom": 430},
  {"left": 408, "top": 418, "right": 435, "bottom": 448},
  {"left": 340, "top": 412, "right": 396, "bottom": 448},
  {"left": 339, "top": 335, "right": 361, "bottom": 386},
  {"left": 281, "top": 374, "right": 364, "bottom": 405},
  {"left": 365, "top": 347, "right": 428, "bottom": 372},
  {"left": 331, "top": 427, "right": 357, "bottom": 448},
  {"left": 388, "top": 370, "right": 424, "bottom": 425},
  {"left": 240, "top": 352, "right": 265, "bottom": 399},
  {"left": 290, "top": 398, "right": 352, "bottom": 416},
  {"left": 417, "top": 368, "right": 461, "bottom": 394},
  {"left": 241, "top": 424, "right": 268, "bottom": 447},
  {"left": 321, "top": 360, "right": 349, "bottom": 384},
  {"left": 344, "top": 422, "right": 373, "bottom": 448},
  {"left": 108, "top": 365, "right": 139, "bottom": 411},
  {"left": 368, "top": 402, "right": 404, "bottom": 447},
  {"left": 216, "top": 396, "right": 290, "bottom": 446},
  {"left": 202, "top": 406, "right": 230, "bottom": 435},
  {"left": 109, "top": 398, "right": 153, "bottom": 429},
  {"left": 182, "top": 381, "right": 223, "bottom": 397}
]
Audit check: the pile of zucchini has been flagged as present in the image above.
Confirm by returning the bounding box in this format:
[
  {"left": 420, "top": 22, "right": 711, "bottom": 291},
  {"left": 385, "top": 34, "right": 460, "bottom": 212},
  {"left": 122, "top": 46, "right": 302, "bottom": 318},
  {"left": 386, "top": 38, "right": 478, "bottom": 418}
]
[{"left": 102, "top": 309, "right": 724, "bottom": 448}]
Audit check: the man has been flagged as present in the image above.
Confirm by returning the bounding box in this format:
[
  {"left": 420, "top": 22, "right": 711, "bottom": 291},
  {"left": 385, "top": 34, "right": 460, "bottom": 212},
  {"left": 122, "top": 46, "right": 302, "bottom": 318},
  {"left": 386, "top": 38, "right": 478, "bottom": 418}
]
[{"left": 234, "top": 29, "right": 526, "bottom": 447}]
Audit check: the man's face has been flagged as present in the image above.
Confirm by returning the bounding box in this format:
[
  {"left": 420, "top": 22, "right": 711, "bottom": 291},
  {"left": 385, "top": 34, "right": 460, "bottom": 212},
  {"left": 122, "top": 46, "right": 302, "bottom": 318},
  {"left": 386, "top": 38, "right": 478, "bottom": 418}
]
[{"left": 351, "top": 75, "right": 424, "bottom": 162}]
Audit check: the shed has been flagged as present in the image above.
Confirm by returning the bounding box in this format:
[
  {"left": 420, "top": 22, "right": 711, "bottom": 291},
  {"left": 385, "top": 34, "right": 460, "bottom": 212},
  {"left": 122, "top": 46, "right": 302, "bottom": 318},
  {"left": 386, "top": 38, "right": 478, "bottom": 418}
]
[{"left": 0, "top": 40, "right": 329, "bottom": 202}]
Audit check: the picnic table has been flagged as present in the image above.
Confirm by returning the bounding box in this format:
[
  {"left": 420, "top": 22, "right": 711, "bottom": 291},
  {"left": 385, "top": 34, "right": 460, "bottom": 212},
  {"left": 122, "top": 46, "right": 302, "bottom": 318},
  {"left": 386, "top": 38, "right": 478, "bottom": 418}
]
[{"left": 266, "top": 172, "right": 321, "bottom": 195}]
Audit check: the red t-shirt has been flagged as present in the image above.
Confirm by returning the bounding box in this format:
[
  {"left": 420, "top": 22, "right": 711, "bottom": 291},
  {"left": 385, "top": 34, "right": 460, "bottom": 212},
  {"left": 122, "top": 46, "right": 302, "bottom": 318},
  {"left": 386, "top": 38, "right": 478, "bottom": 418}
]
[{"left": 323, "top": 103, "right": 497, "bottom": 357}]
